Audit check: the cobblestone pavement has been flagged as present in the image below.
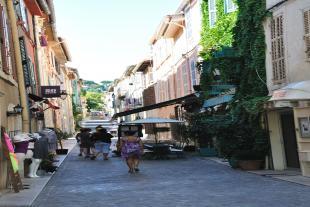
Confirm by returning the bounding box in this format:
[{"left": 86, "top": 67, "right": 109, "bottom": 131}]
[{"left": 33, "top": 146, "right": 310, "bottom": 207}]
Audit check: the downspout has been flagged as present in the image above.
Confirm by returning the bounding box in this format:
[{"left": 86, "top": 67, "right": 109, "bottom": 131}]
[
  {"left": 7, "top": 0, "right": 30, "bottom": 132},
  {"left": 46, "top": 0, "right": 57, "bottom": 40},
  {"left": 32, "top": 16, "right": 41, "bottom": 95}
]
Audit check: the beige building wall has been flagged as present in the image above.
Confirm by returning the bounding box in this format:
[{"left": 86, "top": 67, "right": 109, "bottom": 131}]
[
  {"left": 265, "top": 0, "right": 310, "bottom": 91},
  {"left": 0, "top": 70, "right": 21, "bottom": 190},
  {"left": 265, "top": 0, "right": 310, "bottom": 176},
  {"left": 293, "top": 107, "right": 310, "bottom": 176}
]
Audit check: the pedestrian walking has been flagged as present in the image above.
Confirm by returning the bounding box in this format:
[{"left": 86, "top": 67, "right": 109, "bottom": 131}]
[
  {"left": 75, "top": 130, "right": 83, "bottom": 156},
  {"left": 79, "top": 128, "right": 92, "bottom": 158},
  {"left": 120, "top": 130, "right": 144, "bottom": 173},
  {"left": 91, "top": 126, "right": 113, "bottom": 160}
]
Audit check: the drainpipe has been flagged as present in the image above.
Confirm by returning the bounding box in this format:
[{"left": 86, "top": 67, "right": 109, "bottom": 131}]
[{"left": 7, "top": 0, "right": 30, "bottom": 132}]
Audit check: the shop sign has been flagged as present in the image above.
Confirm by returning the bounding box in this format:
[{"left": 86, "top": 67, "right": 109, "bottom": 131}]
[{"left": 41, "top": 86, "right": 61, "bottom": 98}]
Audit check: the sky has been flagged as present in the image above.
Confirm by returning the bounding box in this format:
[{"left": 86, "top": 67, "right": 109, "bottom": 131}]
[{"left": 53, "top": 0, "right": 181, "bottom": 83}]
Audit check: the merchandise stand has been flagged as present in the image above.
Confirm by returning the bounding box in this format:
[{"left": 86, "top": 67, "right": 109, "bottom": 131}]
[{"left": 1, "top": 136, "right": 23, "bottom": 193}]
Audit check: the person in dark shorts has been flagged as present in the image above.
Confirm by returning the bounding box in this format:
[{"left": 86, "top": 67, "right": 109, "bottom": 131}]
[
  {"left": 79, "top": 128, "right": 92, "bottom": 158},
  {"left": 91, "top": 126, "right": 113, "bottom": 160}
]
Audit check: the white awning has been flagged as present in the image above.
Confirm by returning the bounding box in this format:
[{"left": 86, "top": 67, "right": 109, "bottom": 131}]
[{"left": 270, "top": 81, "right": 310, "bottom": 101}]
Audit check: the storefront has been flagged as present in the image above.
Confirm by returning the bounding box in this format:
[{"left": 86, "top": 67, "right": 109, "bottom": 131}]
[{"left": 267, "top": 81, "right": 310, "bottom": 176}]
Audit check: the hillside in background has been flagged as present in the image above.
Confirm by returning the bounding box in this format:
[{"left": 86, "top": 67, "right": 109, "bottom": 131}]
[{"left": 83, "top": 80, "right": 113, "bottom": 93}]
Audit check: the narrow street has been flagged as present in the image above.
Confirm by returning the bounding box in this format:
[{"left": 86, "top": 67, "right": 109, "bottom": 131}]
[{"left": 32, "top": 147, "right": 310, "bottom": 207}]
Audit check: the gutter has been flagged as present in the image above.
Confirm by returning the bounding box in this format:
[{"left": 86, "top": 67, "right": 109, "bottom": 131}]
[
  {"left": 46, "top": 0, "right": 57, "bottom": 41},
  {"left": 36, "top": 0, "right": 51, "bottom": 15},
  {"left": 58, "top": 37, "right": 72, "bottom": 61},
  {"left": 266, "top": 0, "right": 288, "bottom": 11}
]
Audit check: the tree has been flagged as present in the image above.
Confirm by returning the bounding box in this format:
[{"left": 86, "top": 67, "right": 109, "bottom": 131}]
[{"left": 85, "top": 92, "right": 104, "bottom": 110}]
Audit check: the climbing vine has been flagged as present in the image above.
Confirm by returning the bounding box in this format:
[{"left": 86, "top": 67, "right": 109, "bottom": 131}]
[
  {"left": 200, "top": 0, "right": 237, "bottom": 60},
  {"left": 194, "top": 0, "right": 270, "bottom": 159}
]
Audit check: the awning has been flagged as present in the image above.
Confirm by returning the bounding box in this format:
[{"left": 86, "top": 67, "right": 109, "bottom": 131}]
[
  {"left": 203, "top": 95, "right": 233, "bottom": 108},
  {"left": 24, "top": 0, "right": 44, "bottom": 16},
  {"left": 46, "top": 100, "right": 60, "bottom": 110},
  {"left": 112, "top": 93, "right": 197, "bottom": 119},
  {"left": 28, "top": 93, "right": 47, "bottom": 103},
  {"left": 270, "top": 81, "right": 310, "bottom": 101},
  {"left": 28, "top": 93, "right": 60, "bottom": 110}
]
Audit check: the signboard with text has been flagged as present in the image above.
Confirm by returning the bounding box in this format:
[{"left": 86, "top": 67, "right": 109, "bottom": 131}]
[{"left": 41, "top": 86, "right": 61, "bottom": 98}]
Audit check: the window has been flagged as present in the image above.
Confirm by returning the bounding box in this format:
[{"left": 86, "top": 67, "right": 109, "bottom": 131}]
[
  {"left": 19, "top": 0, "right": 28, "bottom": 31},
  {"left": 182, "top": 63, "right": 189, "bottom": 94},
  {"left": 176, "top": 68, "right": 182, "bottom": 98},
  {"left": 208, "top": 0, "right": 217, "bottom": 27},
  {"left": 185, "top": 7, "right": 193, "bottom": 41},
  {"left": 271, "top": 15, "right": 286, "bottom": 83},
  {"left": 0, "top": 5, "right": 13, "bottom": 75},
  {"left": 304, "top": 9, "right": 310, "bottom": 60},
  {"left": 224, "top": 0, "right": 237, "bottom": 13},
  {"left": 190, "top": 59, "right": 196, "bottom": 86}
]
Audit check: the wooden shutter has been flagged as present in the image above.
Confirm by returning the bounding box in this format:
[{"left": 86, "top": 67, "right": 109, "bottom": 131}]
[
  {"left": 271, "top": 15, "right": 286, "bottom": 83},
  {"left": 19, "top": 37, "right": 31, "bottom": 87},
  {"left": 304, "top": 9, "right": 310, "bottom": 60},
  {"left": 182, "top": 63, "right": 189, "bottom": 95},
  {"left": 0, "top": 5, "right": 9, "bottom": 74},
  {"left": 7, "top": 18, "right": 17, "bottom": 80}
]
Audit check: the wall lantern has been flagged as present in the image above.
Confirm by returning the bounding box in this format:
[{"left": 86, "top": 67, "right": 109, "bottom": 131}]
[{"left": 7, "top": 104, "right": 23, "bottom": 116}]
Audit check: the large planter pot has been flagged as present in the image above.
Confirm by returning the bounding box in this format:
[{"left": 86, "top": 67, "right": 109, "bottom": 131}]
[
  {"left": 238, "top": 160, "right": 263, "bottom": 170},
  {"left": 199, "top": 147, "right": 218, "bottom": 157}
]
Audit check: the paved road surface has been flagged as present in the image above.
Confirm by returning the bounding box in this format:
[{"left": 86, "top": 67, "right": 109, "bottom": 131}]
[{"left": 33, "top": 146, "right": 310, "bottom": 207}]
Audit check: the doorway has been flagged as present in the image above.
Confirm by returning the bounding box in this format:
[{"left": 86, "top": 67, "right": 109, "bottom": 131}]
[{"left": 280, "top": 113, "right": 300, "bottom": 168}]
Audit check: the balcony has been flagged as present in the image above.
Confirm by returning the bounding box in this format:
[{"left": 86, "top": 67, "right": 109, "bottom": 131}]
[
  {"left": 208, "top": 84, "right": 236, "bottom": 96},
  {"left": 213, "top": 47, "right": 238, "bottom": 58}
]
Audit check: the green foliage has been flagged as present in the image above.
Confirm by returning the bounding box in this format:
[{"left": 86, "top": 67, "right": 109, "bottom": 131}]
[
  {"left": 83, "top": 80, "right": 112, "bottom": 93},
  {"left": 72, "top": 100, "right": 83, "bottom": 130},
  {"left": 55, "top": 128, "right": 72, "bottom": 149},
  {"left": 196, "top": 0, "right": 269, "bottom": 160},
  {"left": 85, "top": 91, "right": 104, "bottom": 110},
  {"left": 200, "top": 0, "right": 237, "bottom": 60}
]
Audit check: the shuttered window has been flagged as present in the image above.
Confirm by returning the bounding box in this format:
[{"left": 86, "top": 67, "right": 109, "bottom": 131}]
[
  {"left": 224, "top": 0, "right": 237, "bottom": 13},
  {"left": 182, "top": 63, "right": 189, "bottom": 95},
  {"left": 190, "top": 59, "right": 196, "bottom": 86},
  {"left": 19, "top": 37, "right": 31, "bottom": 86},
  {"left": 0, "top": 5, "right": 12, "bottom": 75},
  {"left": 271, "top": 15, "right": 286, "bottom": 83},
  {"left": 176, "top": 67, "right": 182, "bottom": 98},
  {"left": 209, "top": 0, "right": 216, "bottom": 28},
  {"left": 304, "top": 9, "right": 310, "bottom": 60}
]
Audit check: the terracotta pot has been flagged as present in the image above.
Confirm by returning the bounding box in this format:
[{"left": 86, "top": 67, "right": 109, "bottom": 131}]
[{"left": 238, "top": 160, "right": 263, "bottom": 170}]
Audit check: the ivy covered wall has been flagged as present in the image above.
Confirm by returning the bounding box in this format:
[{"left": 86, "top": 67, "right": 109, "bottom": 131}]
[
  {"left": 200, "top": 0, "right": 237, "bottom": 60},
  {"left": 195, "top": 0, "right": 270, "bottom": 159}
]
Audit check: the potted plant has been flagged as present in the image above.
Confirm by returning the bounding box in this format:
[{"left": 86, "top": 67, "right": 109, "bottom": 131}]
[
  {"left": 55, "top": 128, "right": 70, "bottom": 155},
  {"left": 215, "top": 118, "right": 269, "bottom": 170}
]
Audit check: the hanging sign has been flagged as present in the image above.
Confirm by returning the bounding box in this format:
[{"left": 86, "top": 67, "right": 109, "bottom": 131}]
[{"left": 41, "top": 86, "right": 61, "bottom": 98}]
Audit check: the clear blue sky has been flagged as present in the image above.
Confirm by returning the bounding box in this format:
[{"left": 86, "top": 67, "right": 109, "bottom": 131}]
[{"left": 53, "top": 0, "right": 181, "bottom": 83}]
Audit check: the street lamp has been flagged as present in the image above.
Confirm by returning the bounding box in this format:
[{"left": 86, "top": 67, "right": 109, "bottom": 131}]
[{"left": 7, "top": 104, "right": 23, "bottom": 116}]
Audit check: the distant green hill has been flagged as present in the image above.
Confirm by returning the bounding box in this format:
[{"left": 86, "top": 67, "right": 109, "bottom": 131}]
[{"left": 83, "top": 80, "right": 112, "bottom": 93}]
